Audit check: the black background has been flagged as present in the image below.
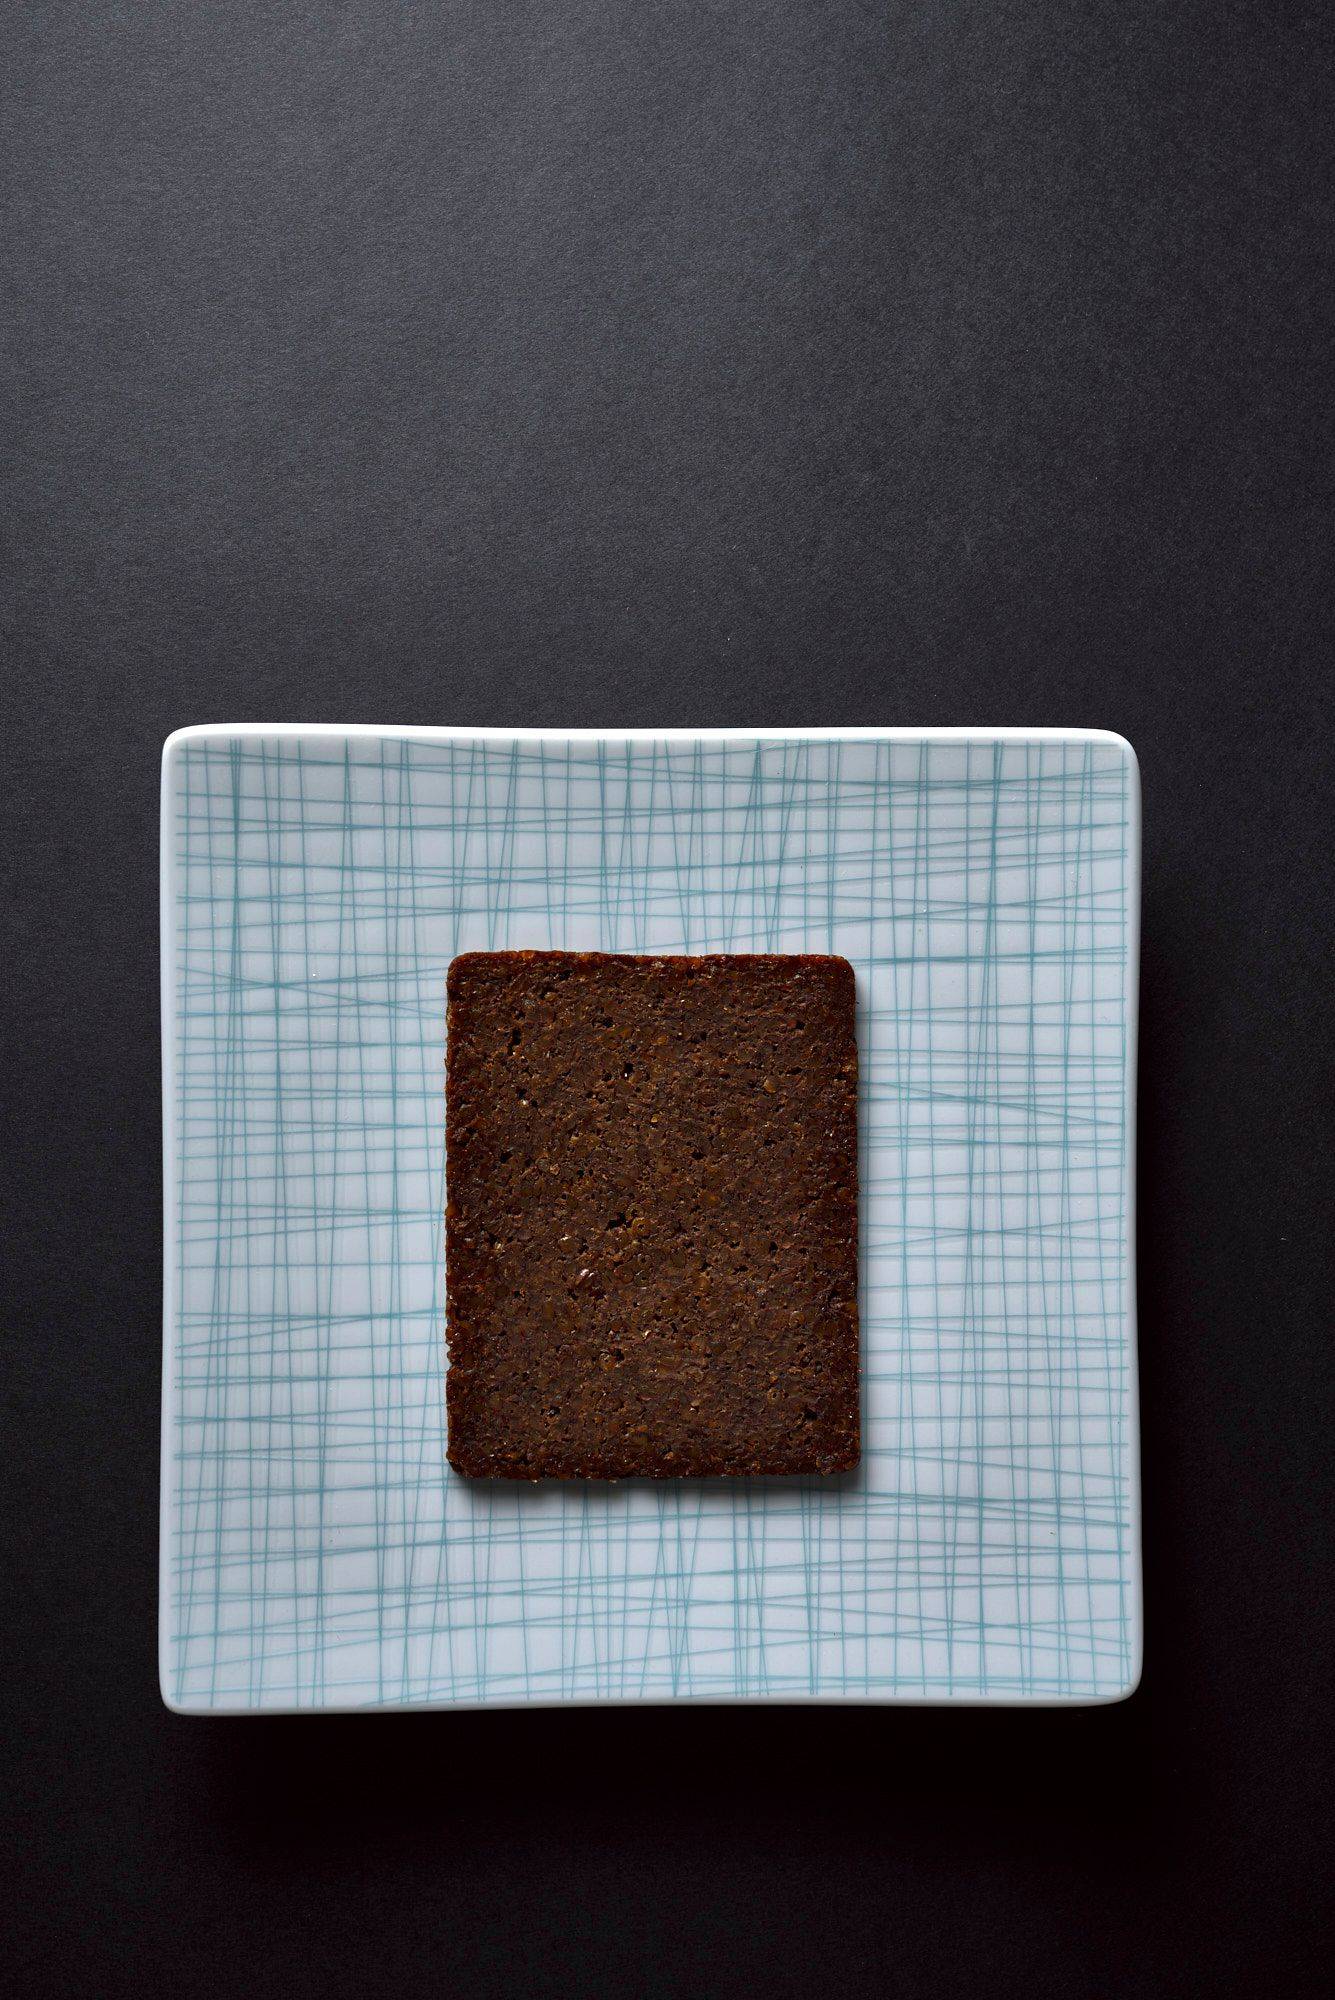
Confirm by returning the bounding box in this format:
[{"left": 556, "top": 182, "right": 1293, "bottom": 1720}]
[{"left": 4, "top": 4, "right": 1332, "bottom": 1996}]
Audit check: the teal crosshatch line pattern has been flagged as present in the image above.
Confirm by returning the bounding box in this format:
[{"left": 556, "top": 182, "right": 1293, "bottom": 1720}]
[{"left": 161, "top": 731, "right": 1139, "bottom": 1709}]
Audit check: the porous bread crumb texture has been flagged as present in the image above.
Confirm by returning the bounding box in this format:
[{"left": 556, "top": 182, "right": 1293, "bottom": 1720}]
[{"left": 445, "top": 951, "right": 859, "bottom": 1479}]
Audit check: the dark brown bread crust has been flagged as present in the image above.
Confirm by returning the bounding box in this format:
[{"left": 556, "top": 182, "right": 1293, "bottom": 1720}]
[{"left": 445, "top": 951, "right": 859, "bottom": 1478}]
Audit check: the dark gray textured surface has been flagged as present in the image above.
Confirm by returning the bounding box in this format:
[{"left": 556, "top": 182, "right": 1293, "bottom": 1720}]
[{"left": 3, "top": 4, "right": 1331, "bottom": 1996}]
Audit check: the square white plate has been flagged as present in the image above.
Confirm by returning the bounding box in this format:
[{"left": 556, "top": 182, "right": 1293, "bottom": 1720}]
[{"left": 160, "top": 727, "right": 1140, "bottom": 1710}]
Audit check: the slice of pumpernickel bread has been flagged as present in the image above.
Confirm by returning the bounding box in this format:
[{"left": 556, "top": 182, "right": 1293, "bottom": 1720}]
[{"left": 445, "top": 950, "right": 859, "bottom": 1478}]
